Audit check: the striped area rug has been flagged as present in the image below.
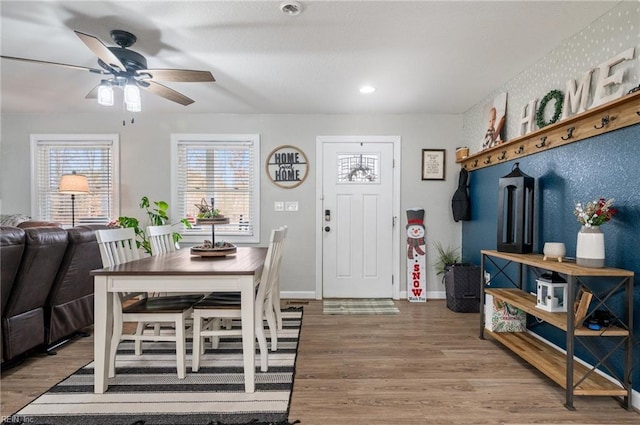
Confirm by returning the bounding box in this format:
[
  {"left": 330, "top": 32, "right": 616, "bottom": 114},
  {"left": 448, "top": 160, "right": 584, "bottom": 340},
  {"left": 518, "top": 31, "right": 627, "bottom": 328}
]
[
  {"left": 4, "top": 309, "right": 302, "bottom": 425},
  {"left": 323, "top": 299, "right": 399, "bottom": 315}
]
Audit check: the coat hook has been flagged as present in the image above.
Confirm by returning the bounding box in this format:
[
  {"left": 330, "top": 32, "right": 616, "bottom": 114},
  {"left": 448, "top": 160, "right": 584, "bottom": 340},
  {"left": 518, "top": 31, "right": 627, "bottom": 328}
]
[
  {"left": 561, "top": 126, "right": 575, "bottom": 140},
  {"left": 497, "top": 151, "right": 507, "bottom": 161},
  {"left": 472, "top": 159, "right": 478, "bottom": 168},
  {"left": 483, "top": 155, "right": 492, "bottom": 165},
  {"left": 535, "top": 136, "right": 547, "bottom": 148},
  {"left": 514, "top": 145, "right": 524, "bottom": 154},
  {"left": 594, "top": 115, "right": 616, "bottom": 129}
]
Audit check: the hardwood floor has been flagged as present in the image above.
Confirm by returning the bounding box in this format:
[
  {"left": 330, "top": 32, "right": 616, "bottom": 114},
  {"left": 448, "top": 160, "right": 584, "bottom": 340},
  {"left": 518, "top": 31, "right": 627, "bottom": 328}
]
[{"left": 1, "top": 300, "right": 638, "bottom": 424}]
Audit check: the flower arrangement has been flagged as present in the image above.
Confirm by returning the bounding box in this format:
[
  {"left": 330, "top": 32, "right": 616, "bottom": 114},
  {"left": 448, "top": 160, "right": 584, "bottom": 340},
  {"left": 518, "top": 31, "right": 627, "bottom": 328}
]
[{"left": 574, "top": 197, "right": 616, "bottom": 228}]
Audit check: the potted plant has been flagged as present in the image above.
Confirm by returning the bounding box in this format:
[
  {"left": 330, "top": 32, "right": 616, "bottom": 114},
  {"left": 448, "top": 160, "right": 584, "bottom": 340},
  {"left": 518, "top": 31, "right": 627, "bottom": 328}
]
[
  {"left": 111, "top": 196, "right": 191, "bottom": 255},
  {"left": 433, "top": 241, "right": 461, "bottom": 284}
]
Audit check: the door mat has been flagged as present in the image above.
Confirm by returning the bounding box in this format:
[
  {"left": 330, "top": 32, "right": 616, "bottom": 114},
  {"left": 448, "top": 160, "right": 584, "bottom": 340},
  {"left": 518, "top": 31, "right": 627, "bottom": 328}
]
[{"left": 323, "top": 299, "right": 399, "bottom": 315}]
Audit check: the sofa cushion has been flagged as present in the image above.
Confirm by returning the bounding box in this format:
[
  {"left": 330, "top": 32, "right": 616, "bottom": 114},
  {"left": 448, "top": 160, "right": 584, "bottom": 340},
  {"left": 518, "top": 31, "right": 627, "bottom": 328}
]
[
  {"left": 1, "top": 227, "right": 26, "bottom": 313},
  {"left": 4, "top": 227, "right": 68, "bottom": 317}
]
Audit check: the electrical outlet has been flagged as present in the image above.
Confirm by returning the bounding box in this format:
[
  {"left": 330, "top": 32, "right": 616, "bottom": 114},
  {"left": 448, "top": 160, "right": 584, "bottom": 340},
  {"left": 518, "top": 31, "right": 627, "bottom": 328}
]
[
  {"left": 285, "top": 201, "right": 299, "bottom": 211},
  {"left": 484, "top": 271, "right": 491, "bottom": 285},
  {"left": 274, "top": 201, "right": 284, "bottom": 211}
]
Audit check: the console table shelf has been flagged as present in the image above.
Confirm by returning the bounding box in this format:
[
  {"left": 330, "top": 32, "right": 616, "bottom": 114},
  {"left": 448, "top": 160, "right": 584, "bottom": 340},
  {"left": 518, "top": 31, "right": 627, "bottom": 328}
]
[
  {"left": 480, "top": 250, "right": 634, "bottom": 410},
  {"left": 486, "top": 330, "right": 627, "bottom": 397},
  {"left": 485, "top": 288, "right": 629, "bottom": 337}
]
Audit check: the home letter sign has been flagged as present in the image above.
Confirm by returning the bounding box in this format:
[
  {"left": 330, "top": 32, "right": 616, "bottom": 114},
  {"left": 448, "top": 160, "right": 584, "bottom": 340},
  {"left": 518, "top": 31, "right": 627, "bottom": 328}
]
[{"left": 266, "top": 145, "right": 309, "bottom": 189}]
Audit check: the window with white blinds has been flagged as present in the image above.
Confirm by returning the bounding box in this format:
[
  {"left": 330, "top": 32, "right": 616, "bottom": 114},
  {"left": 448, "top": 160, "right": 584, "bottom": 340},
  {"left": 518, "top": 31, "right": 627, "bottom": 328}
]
[
  {"left": 171, "top": 134, "right": 260, "bottom": 244},
  {"left": 30, "top": 134, "right": 120, "bottom": 227}
]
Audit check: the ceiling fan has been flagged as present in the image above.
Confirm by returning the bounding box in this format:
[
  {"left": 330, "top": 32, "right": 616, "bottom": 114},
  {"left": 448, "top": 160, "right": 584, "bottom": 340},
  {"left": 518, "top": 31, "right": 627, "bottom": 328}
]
[{"left": 1, "top": 29, "right": 215, "bottom": 108}]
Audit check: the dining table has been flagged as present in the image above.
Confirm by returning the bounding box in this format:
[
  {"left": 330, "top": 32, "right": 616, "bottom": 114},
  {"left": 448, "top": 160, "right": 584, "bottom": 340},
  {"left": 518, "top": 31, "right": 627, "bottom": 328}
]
[{"left": 91, "top": 246, "right": 267, "bottom": 394}]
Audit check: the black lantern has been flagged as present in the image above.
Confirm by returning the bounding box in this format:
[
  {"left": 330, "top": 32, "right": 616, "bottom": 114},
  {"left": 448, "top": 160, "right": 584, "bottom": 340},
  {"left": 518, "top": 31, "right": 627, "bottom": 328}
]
[{"left": 497, "top": 162, "right": 534, "bottom": 253}]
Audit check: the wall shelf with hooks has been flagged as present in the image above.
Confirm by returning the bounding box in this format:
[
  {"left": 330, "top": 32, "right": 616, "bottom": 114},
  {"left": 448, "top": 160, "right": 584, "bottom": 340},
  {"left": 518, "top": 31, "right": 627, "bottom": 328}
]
[{"left": 458, "top": 90, "right": 640, "bottom": 171}]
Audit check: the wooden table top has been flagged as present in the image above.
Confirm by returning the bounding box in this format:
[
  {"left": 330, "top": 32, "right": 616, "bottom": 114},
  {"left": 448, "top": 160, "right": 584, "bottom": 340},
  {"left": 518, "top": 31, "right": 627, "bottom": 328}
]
[{"left": 91, "top": 246, "right": 267, "bottom": 276}]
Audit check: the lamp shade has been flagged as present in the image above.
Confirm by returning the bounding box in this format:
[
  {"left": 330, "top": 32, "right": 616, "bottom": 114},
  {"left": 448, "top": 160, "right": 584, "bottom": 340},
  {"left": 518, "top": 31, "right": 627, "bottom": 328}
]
[{"left": 59, "top": 172, "right": 89, "bottom": 194}]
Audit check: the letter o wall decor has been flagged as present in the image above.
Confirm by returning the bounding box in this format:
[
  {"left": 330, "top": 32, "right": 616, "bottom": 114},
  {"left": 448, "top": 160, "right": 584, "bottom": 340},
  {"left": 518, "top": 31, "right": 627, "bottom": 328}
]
[{"left": 265, "top": 145, "right": 309, "bottom": 189}]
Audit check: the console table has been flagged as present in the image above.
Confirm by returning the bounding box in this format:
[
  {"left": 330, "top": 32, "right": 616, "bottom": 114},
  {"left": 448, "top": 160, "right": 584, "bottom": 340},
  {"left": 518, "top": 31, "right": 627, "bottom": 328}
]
[{"left": 479, "top": 250, "right": 634, "bottom": 410}]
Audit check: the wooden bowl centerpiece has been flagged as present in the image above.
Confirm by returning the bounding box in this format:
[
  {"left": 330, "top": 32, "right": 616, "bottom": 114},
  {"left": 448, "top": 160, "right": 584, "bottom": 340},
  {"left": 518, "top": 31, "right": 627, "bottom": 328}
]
[{"left": 190, "top": 240, "right": 237, "bottom": 257}]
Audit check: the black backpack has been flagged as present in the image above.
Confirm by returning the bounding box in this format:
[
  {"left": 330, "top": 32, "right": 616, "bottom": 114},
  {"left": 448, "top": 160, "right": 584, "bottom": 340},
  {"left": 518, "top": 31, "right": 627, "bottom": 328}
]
[{"left": 452, "top": 168, "right": 471, "bottom": 222}]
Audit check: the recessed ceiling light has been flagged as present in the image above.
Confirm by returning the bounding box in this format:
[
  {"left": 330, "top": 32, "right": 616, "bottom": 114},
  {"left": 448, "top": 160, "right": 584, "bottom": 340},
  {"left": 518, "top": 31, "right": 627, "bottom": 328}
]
[
  {"left": 280, "top": 1, "right": 303, "bottom": 16},
  {"left": 359, "top": 86, "right": 376, "bottom": 94}
]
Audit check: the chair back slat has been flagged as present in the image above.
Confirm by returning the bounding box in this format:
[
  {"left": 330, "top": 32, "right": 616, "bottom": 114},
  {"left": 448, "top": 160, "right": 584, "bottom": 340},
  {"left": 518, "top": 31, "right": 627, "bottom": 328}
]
[
  {"left": 96, "top": 227, "right": 140, "bottom": 267},
  {"left": 147, "top": 224, "right": 177, "bottom": 255}
]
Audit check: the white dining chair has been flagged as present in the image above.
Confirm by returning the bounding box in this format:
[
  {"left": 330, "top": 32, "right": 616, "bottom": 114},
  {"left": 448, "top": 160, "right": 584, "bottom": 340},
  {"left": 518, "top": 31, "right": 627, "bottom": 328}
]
[
  {"left": 147, "top": 224, "right": 178, "bottom": 255},
  {"left": 96, "top": 227, "right": 201, "bottom": 379},
  {"left": 191, "top": 226, "right": 287, "bottom": 373},
  {"left": 270, "top": 225, "right": 288, "bottom": 341}
]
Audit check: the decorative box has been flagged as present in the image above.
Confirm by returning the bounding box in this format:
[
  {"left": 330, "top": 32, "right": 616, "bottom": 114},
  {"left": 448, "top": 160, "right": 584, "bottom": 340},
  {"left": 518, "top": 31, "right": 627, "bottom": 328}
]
[{"left": 536, "top": 272, "right": 567, "bottom": 312}]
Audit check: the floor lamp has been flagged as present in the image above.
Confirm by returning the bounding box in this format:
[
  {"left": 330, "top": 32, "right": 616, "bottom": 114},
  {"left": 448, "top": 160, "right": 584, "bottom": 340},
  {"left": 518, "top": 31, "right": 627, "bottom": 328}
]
[{"left": 59, "top": 171, "right": 89, "bottom": 227}]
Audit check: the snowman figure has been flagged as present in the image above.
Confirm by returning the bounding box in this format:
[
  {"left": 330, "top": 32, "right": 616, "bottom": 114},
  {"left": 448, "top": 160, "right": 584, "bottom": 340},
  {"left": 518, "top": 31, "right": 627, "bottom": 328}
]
[
  {"left": 406, "top": 209, "right": 425, "bottom": 259},
  {"left": 406, "top": 208, "right": 427, "bottom": 302}
]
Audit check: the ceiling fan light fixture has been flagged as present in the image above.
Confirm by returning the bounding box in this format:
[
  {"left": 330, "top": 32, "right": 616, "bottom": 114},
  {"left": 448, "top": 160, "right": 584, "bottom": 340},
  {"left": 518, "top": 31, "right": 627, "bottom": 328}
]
[
  {"left": 124, "top": 82, "right": 140, "bottom": 104},
  {"left": 124, "top": 81, "right": 141, "bottom": 111},
  {"left": 126, "top": 100, "right": 141, "bottom": 112},
  {"left": 97, "top": 81, "right": 114, "bottom": 106}
]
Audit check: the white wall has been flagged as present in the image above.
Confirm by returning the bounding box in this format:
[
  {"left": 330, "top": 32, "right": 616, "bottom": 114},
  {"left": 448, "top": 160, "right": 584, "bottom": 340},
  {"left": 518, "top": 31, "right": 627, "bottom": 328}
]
[{"left": 0, "top": 111, "right": 462, "bottom": 298}]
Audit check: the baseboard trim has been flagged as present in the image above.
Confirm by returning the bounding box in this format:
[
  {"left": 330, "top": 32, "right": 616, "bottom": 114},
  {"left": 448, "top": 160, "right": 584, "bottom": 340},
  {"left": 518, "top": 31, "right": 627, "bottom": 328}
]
[
  {"left": 284, "top": 291, "right": 448, "bottom": 301},
  {"left": 281, "top": 291, "right": 318, "bottom": 300}
]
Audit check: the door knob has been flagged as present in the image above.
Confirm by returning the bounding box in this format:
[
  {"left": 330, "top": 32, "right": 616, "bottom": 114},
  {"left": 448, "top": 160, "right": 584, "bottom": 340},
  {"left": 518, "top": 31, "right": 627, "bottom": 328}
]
[{"left": 324, "top": 226, "right": 331, "bottom": 232}]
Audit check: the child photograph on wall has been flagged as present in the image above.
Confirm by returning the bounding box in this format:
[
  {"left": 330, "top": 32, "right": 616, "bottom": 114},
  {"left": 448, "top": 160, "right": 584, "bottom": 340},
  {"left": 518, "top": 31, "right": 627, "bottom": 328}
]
[{"left": 481, "top": 92, "right": 507, "bottom": 150}]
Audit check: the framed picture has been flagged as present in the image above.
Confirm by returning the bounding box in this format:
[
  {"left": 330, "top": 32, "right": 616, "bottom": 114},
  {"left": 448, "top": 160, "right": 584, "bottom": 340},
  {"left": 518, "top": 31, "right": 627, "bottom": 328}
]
[
  {"left": 573, "top": 285, "right": 593, "bottom": 327},
  {"left": 481, "top": 92, "right": 507, "bottom": 150},
  {"left": 421, "top": 149, "right": 446, "bottom": 181}
]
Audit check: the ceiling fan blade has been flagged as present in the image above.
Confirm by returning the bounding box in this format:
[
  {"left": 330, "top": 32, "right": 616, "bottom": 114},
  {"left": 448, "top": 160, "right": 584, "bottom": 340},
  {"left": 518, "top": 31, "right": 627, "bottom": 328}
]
[
  {"left": 142, "top": 69, "right": 215, "bottom": 82},
  {"left": 143, "top": 81, "right": 195, "bottom": 106},
  {"left": 0, "top": 55, "right": 106, "bottom": 74},
  {"left": 85, "top": 85, "right": 99, "bottom": 99},
  {"left": 74, "top": 30, "right": 126, "bottom": 72}
]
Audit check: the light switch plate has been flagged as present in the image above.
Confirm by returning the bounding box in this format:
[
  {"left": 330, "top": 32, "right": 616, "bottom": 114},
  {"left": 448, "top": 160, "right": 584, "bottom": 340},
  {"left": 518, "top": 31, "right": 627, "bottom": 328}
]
[
  {"left": 285, "top": 201, "right": 299, "bottom": 211},
  {"left": 274, "top": 201, "right": 284, "bottom": 211}
]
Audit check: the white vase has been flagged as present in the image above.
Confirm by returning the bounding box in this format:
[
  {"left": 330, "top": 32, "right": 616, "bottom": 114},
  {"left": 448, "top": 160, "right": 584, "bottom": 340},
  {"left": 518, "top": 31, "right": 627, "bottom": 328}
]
[{"left": 576, "top": 226, "right": 605, "bottom": 268}]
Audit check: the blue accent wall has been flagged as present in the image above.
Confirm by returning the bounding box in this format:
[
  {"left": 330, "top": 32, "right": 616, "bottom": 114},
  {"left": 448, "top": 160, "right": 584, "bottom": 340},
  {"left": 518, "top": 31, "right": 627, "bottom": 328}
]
[{"left": 462, "top": 124, "right": 640, "bottom": 392}]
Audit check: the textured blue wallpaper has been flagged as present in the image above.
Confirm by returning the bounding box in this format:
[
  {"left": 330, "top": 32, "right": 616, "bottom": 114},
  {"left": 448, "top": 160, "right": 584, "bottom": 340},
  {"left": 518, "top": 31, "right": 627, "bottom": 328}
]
[{"left": 462, "top": 123, "right": 640, "bottom": 392}]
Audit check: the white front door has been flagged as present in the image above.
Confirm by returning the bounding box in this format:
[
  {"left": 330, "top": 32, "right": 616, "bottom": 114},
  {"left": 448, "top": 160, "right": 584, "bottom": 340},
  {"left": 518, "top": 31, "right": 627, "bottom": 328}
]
[{"left": 321, "top": 140, "right": 394, "bottom": 298}]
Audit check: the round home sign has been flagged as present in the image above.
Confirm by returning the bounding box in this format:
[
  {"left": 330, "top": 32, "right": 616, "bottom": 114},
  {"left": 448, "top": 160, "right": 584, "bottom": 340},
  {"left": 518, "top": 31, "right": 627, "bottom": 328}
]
[{"left": 265, "top": 145, "right": 309, "bottom": 189}]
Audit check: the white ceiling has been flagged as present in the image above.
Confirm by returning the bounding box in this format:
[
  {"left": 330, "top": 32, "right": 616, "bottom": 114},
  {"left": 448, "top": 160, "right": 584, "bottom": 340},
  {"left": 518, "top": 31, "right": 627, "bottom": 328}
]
[{"left": 0, "top": 0, "right": 619, "bottom": 115}]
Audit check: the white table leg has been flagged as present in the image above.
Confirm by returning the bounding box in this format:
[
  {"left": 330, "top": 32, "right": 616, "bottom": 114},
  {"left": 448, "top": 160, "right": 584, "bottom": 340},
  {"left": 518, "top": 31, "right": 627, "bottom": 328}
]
[
  {"left": 94, "top": 276, "right": 113, "bottom": 393},
  {"left": 240, "top": 282, "right": 255, "bottom": 393}
]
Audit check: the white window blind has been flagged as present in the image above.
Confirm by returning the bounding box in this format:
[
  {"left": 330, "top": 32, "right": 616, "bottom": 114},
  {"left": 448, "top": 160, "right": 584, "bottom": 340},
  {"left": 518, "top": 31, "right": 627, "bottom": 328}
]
[
  {"left": 172, "top": 134, "right": 260, "bottom": 243},
  {"left": 31, "top": 134, "right": 119, "bottom": 227}
]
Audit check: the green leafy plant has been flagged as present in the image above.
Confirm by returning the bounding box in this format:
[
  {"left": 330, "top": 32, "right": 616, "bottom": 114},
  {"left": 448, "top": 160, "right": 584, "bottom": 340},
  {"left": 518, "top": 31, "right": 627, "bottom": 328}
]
[
  {"left": 433, "top": 241, "right": 461, "bottom": 284},
  {"left": 113, "top": 196, "right": 191, "bottom": 255}
]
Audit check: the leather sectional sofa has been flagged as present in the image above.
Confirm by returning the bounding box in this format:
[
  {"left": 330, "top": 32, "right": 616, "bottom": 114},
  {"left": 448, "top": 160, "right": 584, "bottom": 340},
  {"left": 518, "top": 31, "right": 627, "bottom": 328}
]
[{"left": 1, "top": 223, "right": 108, "bottom": 365}]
